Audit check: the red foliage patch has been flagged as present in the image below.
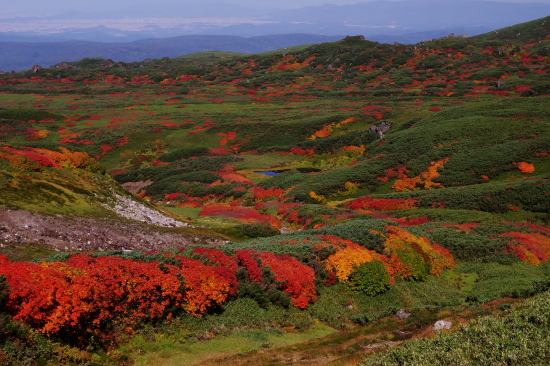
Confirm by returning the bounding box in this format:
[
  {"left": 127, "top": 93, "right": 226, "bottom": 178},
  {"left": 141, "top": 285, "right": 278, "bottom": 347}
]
[
  {"left": 346, "top": 196, "right": 419, "bottom": 211},
  {"left": 291, "top": 147, "right": 315, "bottom": 156},
  {"left": 200, "top": 204, "right": 282, "bottom": 229},
  {"left": 101, "top": 144, "right": 115, "bottom": 155}
]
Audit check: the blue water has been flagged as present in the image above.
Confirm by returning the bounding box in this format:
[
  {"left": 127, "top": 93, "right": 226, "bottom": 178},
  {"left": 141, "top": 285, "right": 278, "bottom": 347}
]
[{"left": 254, "top": 171, "right": 281, "bottom": 176}]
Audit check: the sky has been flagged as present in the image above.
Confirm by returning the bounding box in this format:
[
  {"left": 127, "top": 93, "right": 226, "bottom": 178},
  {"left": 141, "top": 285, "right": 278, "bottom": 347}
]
[
  {"left": 5, "top": 0, "right": 549, "bottom": 17},
  {"left": 8, "top": 0, "right": 354, "bottom": 13}
]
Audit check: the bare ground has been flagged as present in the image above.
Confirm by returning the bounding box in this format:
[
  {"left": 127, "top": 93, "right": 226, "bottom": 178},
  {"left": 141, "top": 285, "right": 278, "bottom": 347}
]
[{"left": 0, "top": 208, "right": 225, "bottom": 252}]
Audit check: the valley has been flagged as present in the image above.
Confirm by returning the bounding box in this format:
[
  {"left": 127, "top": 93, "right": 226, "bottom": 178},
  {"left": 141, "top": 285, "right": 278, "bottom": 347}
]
[{"left": 0, "top": 14, "right": 550, "bottom": 365}]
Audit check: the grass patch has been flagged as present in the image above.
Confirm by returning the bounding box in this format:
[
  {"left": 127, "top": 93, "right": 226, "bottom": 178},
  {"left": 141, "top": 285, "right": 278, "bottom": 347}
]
[
  {"left": 458, "top": 272, "right": 478, "bottom": 293},
  {"left": 126, "top": 323, "right": 336, "bottom": 366},
  {"left": 233, "top": 153, "right": 298, "bottom": 170},
  {"left": 162, "top": 206, "right": 203, "bottom": 220},
  {"left": 457, "top": 261, "right": 550, "bottom": 303},
  {"left": 0, "top": 242, "right": 58, "bottom": 262}
]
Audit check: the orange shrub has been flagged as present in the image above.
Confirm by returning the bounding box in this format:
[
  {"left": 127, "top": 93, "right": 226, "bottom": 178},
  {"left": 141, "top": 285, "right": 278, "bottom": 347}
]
[
  {"left": 325, "top": 243, "right": 385, "bottom": 282},
  {"left": 392, "top": 158, "right": 450, "bottom": 192},
  {"left": 516, "top": 162, "right": 535, "bottom": 174}
]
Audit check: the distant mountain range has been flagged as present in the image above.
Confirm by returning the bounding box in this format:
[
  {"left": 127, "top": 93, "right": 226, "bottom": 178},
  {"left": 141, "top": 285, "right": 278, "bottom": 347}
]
[
  {"left": 2, "top": 0, "right": 550, "bottom": 41},
  {"left": 2, "top": 0, "right": 550, "bottom": 71}
]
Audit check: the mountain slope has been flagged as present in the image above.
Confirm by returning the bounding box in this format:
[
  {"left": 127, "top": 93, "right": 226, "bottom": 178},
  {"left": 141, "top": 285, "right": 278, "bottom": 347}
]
[
  {"left": 476, "top": 14, "right": 550, "bottom": 42},
  {"left": 1, "top": 14, "right": 550, "bottom": 366}
]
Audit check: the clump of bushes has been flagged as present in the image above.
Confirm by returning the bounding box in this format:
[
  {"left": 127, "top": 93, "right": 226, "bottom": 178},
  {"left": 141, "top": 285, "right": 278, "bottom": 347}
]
[
  {"left": 236, "top": 224, "right": 281, "bottom": 238},
  {"left": 349, "top": 261, "right": 391, "bottom": 296},
  {"left": 158, "top": 147, "right": 210, "bottom": 162}
]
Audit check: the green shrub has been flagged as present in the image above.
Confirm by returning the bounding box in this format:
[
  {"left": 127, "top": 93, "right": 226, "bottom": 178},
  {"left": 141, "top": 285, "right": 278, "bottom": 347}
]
[
  {"left": 398, "top": 249, "right": 430, "bottom": 281},
  {"left": 0, "top": 108, "right": 65, "bottom": 122},
  {"left": 114, "top": 156, "right": 242, "bottom": 184},
  {"left": 298, "top": 129, "right": 376, "bottom": 154},
  {"left": 424, "top": 227, "right": 509, "bottom": 261},
  {"left": 236, "top": 224, "right": 280, "bottom": 238},
  {"left": 459, "top": 262, "right": 550, "bottom": 304},
  {"left": 178, "top": 171, "right": 221, "bottom": 184},
  {"left": 311, "top": 219, "right": 389, "bottom": 253},
  {"left": 158, "top": 147, "right": 210, "bottom": 162},
  {"left": 237, "top": 267, "right": 292, "bottom": 309},
  {"left": 349, "top": 261, "right": 391, "bottom": 296}
]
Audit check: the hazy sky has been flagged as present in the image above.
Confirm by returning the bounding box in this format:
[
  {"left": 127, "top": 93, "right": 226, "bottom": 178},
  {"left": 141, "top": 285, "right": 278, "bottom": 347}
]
[
  {"left": 9, "top": 0, "right": 363, "bottom": 13},
  {"left": 6, "top": 0, "right": 550, "bottom": 16}
]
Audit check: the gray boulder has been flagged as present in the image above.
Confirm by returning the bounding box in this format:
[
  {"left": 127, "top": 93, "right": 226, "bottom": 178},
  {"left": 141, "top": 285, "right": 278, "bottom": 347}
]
[
  {"left": 369, "top": 121, "right": 391, "bottom": 139},
  {"left": 433, "top": 320, "right": 452, "bottom": 330},
  {"left": 32, "top": 64, "right": 42, "bottom": 73},
  {"left": 395, "top": 309, "right": 411, "bottom": 319}
]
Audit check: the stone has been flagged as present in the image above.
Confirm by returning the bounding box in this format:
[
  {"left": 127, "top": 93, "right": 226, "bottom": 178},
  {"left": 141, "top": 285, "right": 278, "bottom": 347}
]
[
  {"left": 395, "top": 309, "right": 411, "bottom": 319},
  {"left": 56, "top": 61, "right": 70, "bottom": 69},
  {"left": 433, "top": 320, "right": 452, "bottom": 330},
  {"left": 369, "top": 121, "right": 391, "bottom": 139},
  {"left": 104, "top": 59, "right": 115, "bottom": 68}
]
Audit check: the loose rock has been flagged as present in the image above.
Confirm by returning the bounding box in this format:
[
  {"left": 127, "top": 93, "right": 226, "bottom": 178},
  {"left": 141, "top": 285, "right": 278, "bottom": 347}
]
[
  {"left": 395, "top": 309, "right": 411, "bottom": 319},
  {"left": 433, "top": 320, "right": 452, "bottom": 330}
]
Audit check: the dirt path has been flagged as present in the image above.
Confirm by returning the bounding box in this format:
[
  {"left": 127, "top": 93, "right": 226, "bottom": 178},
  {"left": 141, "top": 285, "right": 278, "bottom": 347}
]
[{"left": 197, "top": 298, "right": 522, "bottom": 366}]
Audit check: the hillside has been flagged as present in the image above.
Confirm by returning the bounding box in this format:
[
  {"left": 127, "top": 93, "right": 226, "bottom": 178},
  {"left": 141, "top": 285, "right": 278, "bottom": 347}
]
[
  {"left": 0, "top": 15, "right": 550, "bottom": 365},
  {"left": 476, "top": 14, "right": 550, "bottom": 42}
]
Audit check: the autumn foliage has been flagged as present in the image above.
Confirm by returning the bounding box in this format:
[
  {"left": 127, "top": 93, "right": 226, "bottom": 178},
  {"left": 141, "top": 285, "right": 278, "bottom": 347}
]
[
  {"left": 502, "top": 232, "right": 550, "bottom": 265},
  {"left": 325, "top": 242, "right": 385, "bottom": 282},
  {"left": 0, "top": 248, "right": 319, "bottom": 338},
  {"left": 392, "top": 158, "right": 450, "bottom": 192},
  {"left": 253, "top": 252, "right": 317, "bottom": 308},
  {"left": 200, "top": 203, "right": 283, "bottom": 229},
  {"left": 0, "top": 144, "right": 100, "bottom": 171},
  {"left": 516, "top": 161, "right": 535, "bottom": 174},
  {"left": 0, "top": 254, "right": 185, "bottom": 336},
  {"left": 383, "top": 225, "right": 457, "bottom": 279},
  {"left": 346, "top": 196, "right": 419, "bottom": 211}
]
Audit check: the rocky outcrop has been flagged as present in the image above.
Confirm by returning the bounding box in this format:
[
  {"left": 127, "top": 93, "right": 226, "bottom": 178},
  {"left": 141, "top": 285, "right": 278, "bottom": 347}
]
[
  {"left": 121, "top": 180, "right": 153, "bottom": 195},
  {"left": 395, "top": 309, "right": 411, "bottom": 319},
  {"left": 55, "top": 61, "right": 71, "bottom": 69},
  {"left": 102, "top": 193, "right": 188, "bottom": 228},
  {"left": 104, "top": 59, "right": 115, "bottom": 68},
  {"left": 433, "top": 320, "right": 452, "bottom": 330},
  {"left": 369, "top": 121, "right": 391, "bottom": 139}
]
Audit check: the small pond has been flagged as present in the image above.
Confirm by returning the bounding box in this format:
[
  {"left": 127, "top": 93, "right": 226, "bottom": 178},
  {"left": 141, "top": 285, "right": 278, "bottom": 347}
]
[
  {"left": 254, "top": 171, "right": 281, "bottom": 177},
  {"left": 253, "top": 168, "right": 322, "bottom": 176}
]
